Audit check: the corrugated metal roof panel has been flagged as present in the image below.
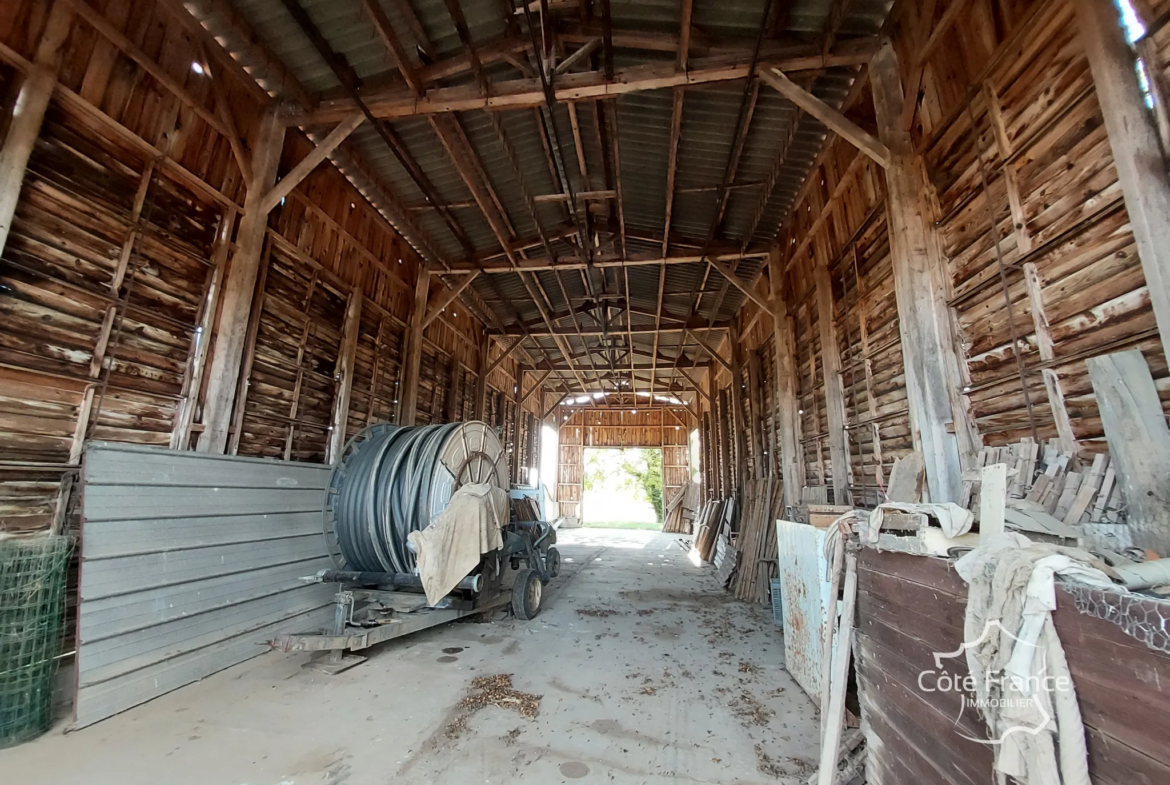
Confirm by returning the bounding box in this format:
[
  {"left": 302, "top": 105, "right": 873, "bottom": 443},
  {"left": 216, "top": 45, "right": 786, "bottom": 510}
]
[{"left": 222, "top": 0, "right": 893, "bottom": 376}]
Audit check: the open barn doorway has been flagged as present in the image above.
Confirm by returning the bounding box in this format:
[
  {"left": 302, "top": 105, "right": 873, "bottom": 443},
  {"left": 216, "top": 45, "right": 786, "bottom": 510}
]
[{"left": 581, "top": 447, "right": 663, "bottom": 530}]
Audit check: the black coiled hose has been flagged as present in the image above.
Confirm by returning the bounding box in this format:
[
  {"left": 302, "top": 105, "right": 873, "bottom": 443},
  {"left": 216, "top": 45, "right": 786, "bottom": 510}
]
[{"left": 328, "top": 422, "right": 507, "bottom": 574}]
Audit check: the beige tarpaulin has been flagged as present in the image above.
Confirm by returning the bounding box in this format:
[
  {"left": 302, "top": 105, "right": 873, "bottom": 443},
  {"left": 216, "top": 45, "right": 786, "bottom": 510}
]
[
  {"left": 955, "top": 533, "right": 1115, "bottom": 785},
  {"left": 407, "top": 483, "right": 507, "bottom": 606}
]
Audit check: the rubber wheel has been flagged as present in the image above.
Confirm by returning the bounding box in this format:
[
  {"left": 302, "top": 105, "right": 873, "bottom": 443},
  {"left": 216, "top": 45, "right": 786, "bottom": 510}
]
[
  {"left": 544, "top": 547, "right": 561, "bottom": 580},
  {"left": 512, "top": 568, "right": 543, "bottom": 620}
]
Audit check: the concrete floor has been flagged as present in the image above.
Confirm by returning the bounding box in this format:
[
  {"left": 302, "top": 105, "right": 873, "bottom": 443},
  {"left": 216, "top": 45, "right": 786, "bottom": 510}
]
[{"left": 2, "top": 529, "right": 819, "bottom": 784}]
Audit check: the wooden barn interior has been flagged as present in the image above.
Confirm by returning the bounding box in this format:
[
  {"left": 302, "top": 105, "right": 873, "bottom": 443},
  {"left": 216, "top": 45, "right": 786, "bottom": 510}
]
[{"left": 2, "top": 0, "right": 1170, "bottom": 782}]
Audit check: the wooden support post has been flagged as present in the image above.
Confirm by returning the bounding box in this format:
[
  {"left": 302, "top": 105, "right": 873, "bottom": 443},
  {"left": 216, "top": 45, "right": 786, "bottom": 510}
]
[
  {"left": 327, "top": 289, "right": 363, "bottom": 462},
  {"left": 398, "top": 268, "right": 431, "bottom": 425},
  {"left": 0, "top": 1, "right": 74, "bottom": 257},
  {"left": 1087, "top": 350, "right": 1170, "bottom": 553},
  {"left": 814, "top": 257, "right": 850, "bottom": 505},
  {"left": 445, "top": 356, "right": 462, "bottom": 422},
  {"left": 1076, "top": 0, "right": 1170, "bottom": 366},
  {"left": 259, "top": 115, "right": 364, "bottom": 214},
  {"left": 174, "top": 208, "right": 237, "bottom": 449},
  {"left": 227, "top": 243, "right": 272, "bottom": 455},
  {"left": 729, "top": 323, "right": 747, "bottom": 494},
  {"left": 474, "top": 332, "right": 490, "bottom": 420},
  {"left": 200, "top": 108, "right": 285, "bottom": 452},
  {"left": 747, "top": 351, "right": 765, "bottom": 479},
  {"left": 718, "top": 381, "right": 732, "bottom": 497},
  {"left": 512, "top": 363, "right": 524, "bottom": 484},
  {"left": 870, "top": 40, "right": 972, "bottom": 503},
  {"left": 768, "top": 250, "right": 805, "bottom": 509}
]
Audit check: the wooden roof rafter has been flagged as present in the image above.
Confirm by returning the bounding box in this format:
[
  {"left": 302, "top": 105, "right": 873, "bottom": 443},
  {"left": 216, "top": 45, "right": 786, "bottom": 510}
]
[{"left": 290, "top": 43, "right": 880, "bottom": 125}]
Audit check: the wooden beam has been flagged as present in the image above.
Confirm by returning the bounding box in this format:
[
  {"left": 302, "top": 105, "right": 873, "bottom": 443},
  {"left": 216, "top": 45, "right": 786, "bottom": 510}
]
[
  {"left": 423, "top": 271, "right": 482, "bottom": 327},
  {"left": 662, "top": 88, "right": 685, "bottom": 256},
  {"left": 175, "top": 209, "right": 237, "bottom": 449},
  {"left": 474, "top": 332, "right": 491, "bottom": 420},
  {"left": 769, "top": 250, "right": 805, "bottom": 509},
  {"left": 260, "top": 115, "right": 365, "bottom": 214},
  {"left": 555, "top": 38, "right": 602, "bottom": 75},
  {"left": 66, "top": 0, "right": 230, "bottom": 137},
  {"left": 870, "top": 40, "right": 969, "bottom": 502},
  {"left": 706, "top": 256, "right": 775, "bottom": 314},
  {"left": 226, "top": 243, "right": 272, "bottom": 455},
  {"left": 814, "top": 257, "right": 851, "bottom": 504},
  {"left": 399, "top": 269, "right": 431, "bottom": 425},
  {"left": 917, "top": 0, "right": 977, "bottom": 66},
  {"left": 444, "top": 355, "right": 462, "bottom": 422},
  {"left": 607, "top": 99, "right": 627, "bottom": 258},
  {"left": 531, "top": 189, "right": 615, "bottom": 203},
  {"left": 567, "top": 102, "right": 591, "bottom": 190},
  {"left": 728, "top": 321, "right": 747, "bottom": 493},
  {"left": 427, "top": 101, "right": 582, "bottom": 390},
  {"left": 390, "top": 0, "right": 435, "bottom": 61},
  {"left": 200, "top": 43, "right": 252, "bottom": 183},
  {"left": 760, "top": 68, "right": 890, "bottom": 169},
  {"left": 1087, "top": 350, "right": 1170, "bottom": 553},
  {"left": 361, "top": 0, "right": 425, "bottom": 96},
  {"left": 293, "top": 47, "right": 880, "bottom": 124},
  {"left": 1076, "top": 0, "right": 1170, "bottom": 366},
  {"left": 676, "top": 367, "right": 711, "bottom": 403},
  {"left": 484, "top": 337, "right": 525, "bottom": 377},
  {"left": 495, "top": 321, "right": 729, "bottom": 336},
  {"left": 327, "top": 289, "right": 363, "bottom": 462},
  {"left": 200, "top": 109, "right": 286, "bottom": 452},
  {"left": 521, "top": 370, "right": 552, "bottom": 404},
  {"left": 678, "top": 0, "right": 694, "bottom": 70},
  {"left": 542, "top": 393, "right": 568, "bottom": 419},
  {"left": 532, "top": 360, "right": 707, "bottom": 371},
  {"left": 462, "top": 247, "right": 764, "bottom": 273},
  {"left": 690, "top": 331, "right": 732, "bottom": 372},
  {"left": 512, "top": 363, "right": 524, "bottom": 480},
  {"left": 0, "top": 1, "right": 73, "bottom": 257}
]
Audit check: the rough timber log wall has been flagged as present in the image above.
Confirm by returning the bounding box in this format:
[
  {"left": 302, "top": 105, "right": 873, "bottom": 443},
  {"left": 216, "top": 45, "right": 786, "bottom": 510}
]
[
  {"left": 0, "top": 1, "right": 530, "bottom": 535},
  {"left": 900, "top": 0, "right": 1168, "bottom": 455},
  {"left": 779, "top": 129, "right": 909, "bottom": 508},
  {"left": 742, "top": 0, "right": 1170, "bottom": 515}
]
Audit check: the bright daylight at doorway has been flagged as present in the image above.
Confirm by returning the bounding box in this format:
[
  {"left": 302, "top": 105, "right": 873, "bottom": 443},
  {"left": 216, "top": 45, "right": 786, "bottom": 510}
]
[{"left": 582, "top": 447, "right": 664, "bottom": 529}]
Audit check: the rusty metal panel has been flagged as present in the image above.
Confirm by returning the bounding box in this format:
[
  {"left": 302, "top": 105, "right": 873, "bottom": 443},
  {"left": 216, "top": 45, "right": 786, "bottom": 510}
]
[{"left": 775, "top": 519, "right": 832, "bottom": 703}]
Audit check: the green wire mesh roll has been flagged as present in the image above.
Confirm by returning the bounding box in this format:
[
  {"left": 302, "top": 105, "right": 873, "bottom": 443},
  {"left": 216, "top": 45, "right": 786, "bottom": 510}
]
[{"left": 0, "top": 535, "right": 72, "bottom": 748}]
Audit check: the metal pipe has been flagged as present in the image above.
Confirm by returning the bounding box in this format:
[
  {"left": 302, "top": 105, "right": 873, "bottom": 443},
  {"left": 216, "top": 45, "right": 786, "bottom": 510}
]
[{"left": 312, "top": 569, "right": 483, "bottom": 594}]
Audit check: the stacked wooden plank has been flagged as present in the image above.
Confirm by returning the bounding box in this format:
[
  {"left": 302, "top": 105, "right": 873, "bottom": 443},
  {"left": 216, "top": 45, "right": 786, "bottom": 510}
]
[
  {"left": 730, "top": 478, "right": 785, "bottom": 604},
  {"left": 511, "top": 495, "right": 541, "bottom": 522},
  {"left": 962, "top": 438, "right": 1122, "bottom": 527},
  {"left": 691, "top": 499, "right": 729, "bottom": 563},
  {"left": 661, "top": 482, "right": 699, "bottom": 533},
  {"left": 714, "top": 535, "right": 738, "bottom": 587}
]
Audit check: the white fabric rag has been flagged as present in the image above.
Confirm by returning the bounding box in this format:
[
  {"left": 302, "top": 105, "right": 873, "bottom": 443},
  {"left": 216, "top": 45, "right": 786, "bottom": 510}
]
[
  {"left": 407, "top": 483, "right": 507, "bottom": 606},
  {"left": 954, "top": 533, "right": 1116, "bottom": 785}
]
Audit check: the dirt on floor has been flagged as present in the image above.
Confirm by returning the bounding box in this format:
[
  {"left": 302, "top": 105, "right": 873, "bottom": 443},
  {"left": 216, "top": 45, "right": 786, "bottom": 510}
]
[{"left": 0, "top": 529, "right": 819, "bottom": 785}]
